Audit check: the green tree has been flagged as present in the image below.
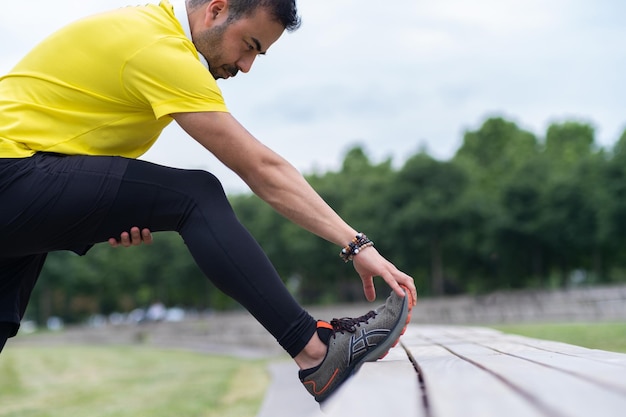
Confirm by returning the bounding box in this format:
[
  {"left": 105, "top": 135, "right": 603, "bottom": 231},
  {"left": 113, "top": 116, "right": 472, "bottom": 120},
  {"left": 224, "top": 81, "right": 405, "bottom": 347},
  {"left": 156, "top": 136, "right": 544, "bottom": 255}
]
[
  {"left": 455, "top": 117, "right": 539, "bottom": 196},
  {"left": 603, "top": 128, "right": 626, "bottom": 281},
  {"left": 388, "top": 153, "right": 468, "bottom": 295},
  {"left": 495, "top": 157, "right": 550, "bottom": 288},
  {"left": 537, "top": 122, "right": 606, "bottom": 287},
  {"left": 544, "top": 121, "right": 596, "bottom": 168},
  {"left": 452, "top": 117, "right": 540, "bottom": 291}
]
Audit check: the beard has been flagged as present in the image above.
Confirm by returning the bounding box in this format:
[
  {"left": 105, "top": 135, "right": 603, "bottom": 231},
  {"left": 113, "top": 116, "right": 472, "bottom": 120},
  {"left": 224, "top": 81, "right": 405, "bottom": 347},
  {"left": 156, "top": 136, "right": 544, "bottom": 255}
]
[{"left": 194, "top": 22, "right": 239, "bottom": 80}]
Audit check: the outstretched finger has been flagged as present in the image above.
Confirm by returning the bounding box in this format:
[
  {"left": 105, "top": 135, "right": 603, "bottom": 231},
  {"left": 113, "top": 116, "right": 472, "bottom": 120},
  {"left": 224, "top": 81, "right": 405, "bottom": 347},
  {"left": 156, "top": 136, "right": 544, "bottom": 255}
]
[
  {"left": 384, "top": 274, "right": 408, "bottom": 300},
  {"left": 360, "top": 275, "right": 377, "bottom": 302},
  {"left": 382, "top": 271, "right": 417, "bottom": 307},
  {"left": 399, "top": 275, "right": 418, "bottom": 307}
]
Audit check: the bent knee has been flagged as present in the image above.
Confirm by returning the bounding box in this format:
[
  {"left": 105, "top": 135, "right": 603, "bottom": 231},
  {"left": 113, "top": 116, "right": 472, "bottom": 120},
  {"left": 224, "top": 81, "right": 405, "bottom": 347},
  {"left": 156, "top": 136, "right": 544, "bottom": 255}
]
[{"left": 181, "top": 170, "right": 224, "bottom": 194}]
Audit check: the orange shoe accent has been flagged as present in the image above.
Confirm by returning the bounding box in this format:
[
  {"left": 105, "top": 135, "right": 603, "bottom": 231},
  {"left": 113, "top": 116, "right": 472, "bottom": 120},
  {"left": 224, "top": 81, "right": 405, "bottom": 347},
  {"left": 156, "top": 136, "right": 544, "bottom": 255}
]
[
  {"left": 317, "top": 321, "right": 333, "bottom": 330},
  {"left": 303, "top": 367, "right": 339, "bottom": 395},
  {"left": 401, "top": 284, "right": 418, "bottom": 309}
]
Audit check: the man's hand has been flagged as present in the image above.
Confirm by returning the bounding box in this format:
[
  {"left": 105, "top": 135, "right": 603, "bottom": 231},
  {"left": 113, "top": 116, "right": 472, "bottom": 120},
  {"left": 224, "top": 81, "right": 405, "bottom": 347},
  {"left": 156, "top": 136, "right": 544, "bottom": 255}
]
[
  {"left": 108, "top": 227, "right": 153, "bottom": 248},
  {"left": 352, "top": 246, "right": 418, "bottom": 308}
]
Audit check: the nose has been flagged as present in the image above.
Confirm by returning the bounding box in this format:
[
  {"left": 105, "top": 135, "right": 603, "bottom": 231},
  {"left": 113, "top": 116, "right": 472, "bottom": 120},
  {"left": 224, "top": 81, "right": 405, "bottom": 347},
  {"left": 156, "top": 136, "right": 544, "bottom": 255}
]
[{"left": 236, "top": 54, "right": 257, "bottom": 74}]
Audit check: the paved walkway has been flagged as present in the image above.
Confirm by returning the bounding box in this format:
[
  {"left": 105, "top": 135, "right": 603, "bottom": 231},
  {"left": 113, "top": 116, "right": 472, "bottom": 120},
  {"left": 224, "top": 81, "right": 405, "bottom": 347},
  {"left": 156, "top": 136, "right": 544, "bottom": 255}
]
[{"left": 255, "top": 361, "right": 325, "bottom": 417}]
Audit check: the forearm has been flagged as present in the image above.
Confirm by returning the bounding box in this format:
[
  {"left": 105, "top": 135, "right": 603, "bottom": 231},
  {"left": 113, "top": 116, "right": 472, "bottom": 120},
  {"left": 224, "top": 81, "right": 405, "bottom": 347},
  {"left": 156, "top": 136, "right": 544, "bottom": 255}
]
[{"left": 243, "top": 157, "right": 357, "bottom": 247}]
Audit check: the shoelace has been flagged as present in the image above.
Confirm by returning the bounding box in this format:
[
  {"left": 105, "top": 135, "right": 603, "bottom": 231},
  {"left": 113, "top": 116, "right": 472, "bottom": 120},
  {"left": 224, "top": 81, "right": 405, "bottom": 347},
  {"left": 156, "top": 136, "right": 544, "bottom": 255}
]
[{"left": 329, "top": 310, "right": 377, "bottom": 335}]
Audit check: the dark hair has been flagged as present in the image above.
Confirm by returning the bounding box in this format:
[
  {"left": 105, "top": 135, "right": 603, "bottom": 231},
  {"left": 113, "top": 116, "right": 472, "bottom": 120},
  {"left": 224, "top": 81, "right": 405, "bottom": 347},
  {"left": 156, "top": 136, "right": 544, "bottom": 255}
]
[{"left": 187, "top": 0, "right": 301, "bottom": 32}]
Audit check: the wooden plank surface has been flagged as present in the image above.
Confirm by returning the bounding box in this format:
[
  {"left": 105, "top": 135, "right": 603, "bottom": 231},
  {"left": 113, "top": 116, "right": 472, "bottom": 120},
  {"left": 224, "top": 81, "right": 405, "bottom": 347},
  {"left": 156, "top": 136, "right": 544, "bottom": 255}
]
[
  {"left": 316, "top": 352, "right": 424, "bottom": 417},
  {"left": 401, "top": 339, "right": 546, "bottom": 417},
  {"left": 293, "top": 325, "right": 626, "bottom": 417},
  {"left": 401, "top": 325, "right": 626, "bottom": 417}
]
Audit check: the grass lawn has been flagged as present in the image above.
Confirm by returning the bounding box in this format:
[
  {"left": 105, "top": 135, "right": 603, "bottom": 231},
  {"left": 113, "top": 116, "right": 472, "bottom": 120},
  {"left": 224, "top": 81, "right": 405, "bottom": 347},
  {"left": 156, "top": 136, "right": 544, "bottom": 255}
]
[
  {"left": 491, "top": 321, "right": 626, "bottom": 353},
  {"left": 0, "top": 345, "right": 269, "bottom": 417}
]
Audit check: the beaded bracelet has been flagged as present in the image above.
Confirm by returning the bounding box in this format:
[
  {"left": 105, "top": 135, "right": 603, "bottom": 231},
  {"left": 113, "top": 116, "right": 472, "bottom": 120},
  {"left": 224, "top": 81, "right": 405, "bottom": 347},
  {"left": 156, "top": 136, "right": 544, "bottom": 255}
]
[{"left": 339, "top": 233, "right": 374, "bottom": 262}]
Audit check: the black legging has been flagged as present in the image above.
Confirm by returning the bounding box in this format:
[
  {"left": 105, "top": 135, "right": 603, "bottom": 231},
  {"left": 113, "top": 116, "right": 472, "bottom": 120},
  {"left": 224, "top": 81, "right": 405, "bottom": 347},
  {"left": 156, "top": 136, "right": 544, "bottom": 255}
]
[
  {"left": 0, "top": 323, "right": 12, "bottom": 353},
  {"left": 0, "top": 154, "right": 316, "bottom": 357}
]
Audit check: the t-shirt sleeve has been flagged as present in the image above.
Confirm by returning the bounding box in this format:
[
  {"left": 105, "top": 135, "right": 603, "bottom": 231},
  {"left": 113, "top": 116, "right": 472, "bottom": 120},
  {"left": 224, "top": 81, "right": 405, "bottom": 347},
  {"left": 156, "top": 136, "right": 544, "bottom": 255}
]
[{"left": 122, "top": 36, "right": 228, "bottom": 119}]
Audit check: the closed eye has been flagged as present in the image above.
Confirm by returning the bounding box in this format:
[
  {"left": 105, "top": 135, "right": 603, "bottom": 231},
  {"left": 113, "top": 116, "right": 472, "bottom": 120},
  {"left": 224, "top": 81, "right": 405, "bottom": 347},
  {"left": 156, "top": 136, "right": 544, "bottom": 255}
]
[{"left": 247, "top": 37, "right": 266, "bottom": 55}]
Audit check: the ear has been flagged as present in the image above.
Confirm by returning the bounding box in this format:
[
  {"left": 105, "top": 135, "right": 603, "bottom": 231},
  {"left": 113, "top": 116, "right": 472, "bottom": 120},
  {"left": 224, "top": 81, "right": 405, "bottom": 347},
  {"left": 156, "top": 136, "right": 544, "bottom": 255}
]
[{"left": 204, "top": 0, "right": 229, "bottom": 24}]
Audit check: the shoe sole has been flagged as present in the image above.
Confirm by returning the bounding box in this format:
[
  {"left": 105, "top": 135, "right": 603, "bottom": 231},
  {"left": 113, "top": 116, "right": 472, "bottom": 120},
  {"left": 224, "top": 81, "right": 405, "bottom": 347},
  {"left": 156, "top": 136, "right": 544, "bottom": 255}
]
[{"left": 382, "top": 288, "right": 414, "bottom": 357}]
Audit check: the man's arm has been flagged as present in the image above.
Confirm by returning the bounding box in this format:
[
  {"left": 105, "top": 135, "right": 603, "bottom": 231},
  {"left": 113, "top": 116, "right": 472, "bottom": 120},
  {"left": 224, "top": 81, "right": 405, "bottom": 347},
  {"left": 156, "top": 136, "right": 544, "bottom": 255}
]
[{"left": 172, "top": 111, "right": 416, "bottom": 304}]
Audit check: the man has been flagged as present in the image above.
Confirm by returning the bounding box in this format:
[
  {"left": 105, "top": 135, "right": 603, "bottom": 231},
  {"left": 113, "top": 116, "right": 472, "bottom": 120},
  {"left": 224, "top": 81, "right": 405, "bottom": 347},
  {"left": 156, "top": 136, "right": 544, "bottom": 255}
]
[{"left": 0, "top": 0, "right": 417, "bottom": 402}]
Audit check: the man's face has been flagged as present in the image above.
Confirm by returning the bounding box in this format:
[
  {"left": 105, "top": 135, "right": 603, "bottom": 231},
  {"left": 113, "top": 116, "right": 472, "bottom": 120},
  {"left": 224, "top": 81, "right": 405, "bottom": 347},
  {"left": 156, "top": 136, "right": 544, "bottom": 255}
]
[{"left": 194, "top": 7, "right": 285, "bottom": 80}]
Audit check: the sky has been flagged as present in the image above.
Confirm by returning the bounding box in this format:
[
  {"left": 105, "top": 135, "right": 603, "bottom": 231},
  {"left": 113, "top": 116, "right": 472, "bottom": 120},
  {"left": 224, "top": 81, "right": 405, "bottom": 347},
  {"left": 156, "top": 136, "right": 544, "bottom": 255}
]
[{"left": 1, "top": 0, "right": 625, "bottom": 193}]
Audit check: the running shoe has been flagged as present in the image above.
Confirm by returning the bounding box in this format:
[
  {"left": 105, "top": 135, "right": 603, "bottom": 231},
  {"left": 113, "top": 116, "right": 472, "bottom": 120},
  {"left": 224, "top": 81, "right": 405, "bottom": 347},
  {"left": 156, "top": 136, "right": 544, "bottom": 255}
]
[{"left": 299, "top": 288, "right": 412, "bottom": 402}]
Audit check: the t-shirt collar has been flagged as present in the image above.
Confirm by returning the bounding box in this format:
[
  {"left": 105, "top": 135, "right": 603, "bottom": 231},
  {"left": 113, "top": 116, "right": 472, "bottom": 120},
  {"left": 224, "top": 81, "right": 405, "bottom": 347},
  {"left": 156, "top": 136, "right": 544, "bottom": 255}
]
[{"left": 171, "top": 0, "right": 210, "bottom": 69}]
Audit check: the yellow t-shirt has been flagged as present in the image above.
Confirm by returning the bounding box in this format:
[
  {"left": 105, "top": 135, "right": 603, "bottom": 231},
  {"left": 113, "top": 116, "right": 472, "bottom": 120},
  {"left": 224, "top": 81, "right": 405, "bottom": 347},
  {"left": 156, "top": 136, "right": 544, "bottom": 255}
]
[{"left": 0, "top": 0, "right": 228, "bottom": 158}]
